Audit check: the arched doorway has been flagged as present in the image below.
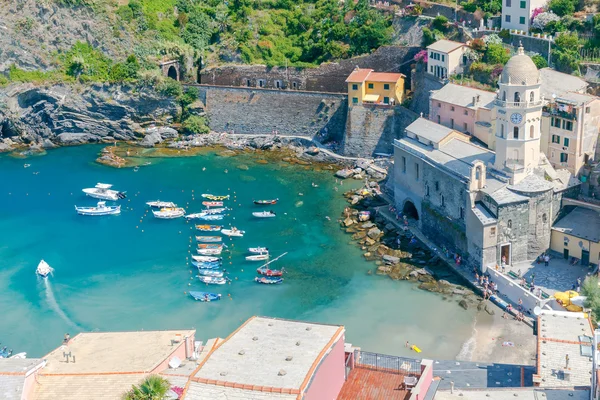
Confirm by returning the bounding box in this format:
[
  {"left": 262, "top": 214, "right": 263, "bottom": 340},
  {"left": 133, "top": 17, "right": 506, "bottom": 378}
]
[
  {"left": 167, "top": 65, "right": 178, "bottom": 81},
  {"left": 403, "top": 200, "right": 419, "bottom": 220}
]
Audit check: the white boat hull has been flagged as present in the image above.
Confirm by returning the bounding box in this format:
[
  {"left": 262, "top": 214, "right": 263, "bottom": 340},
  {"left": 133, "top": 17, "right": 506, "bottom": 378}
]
[
  {"left": 146, "top": 201, "right": 176, "bottom": 208},
  {"left": 197, "top": 249, "right": 223, "bottom": 255},
  {"left": 248, "top": 247, "right": 268, "bottom": 254},
  {"left": 152, "top": 209, "right": 185, "bottom": 219},
  {"left": 75, "top": 205, "right": 121, "bottom": 216},
  {"left": 221, "top": 229, "right": 245, "bottom": 237},
  {"left": 252, "top": 212, "right": 276, "bottom": 218},
  {"left": 246, "top": 254, "right": 269, "bottom": 261}
]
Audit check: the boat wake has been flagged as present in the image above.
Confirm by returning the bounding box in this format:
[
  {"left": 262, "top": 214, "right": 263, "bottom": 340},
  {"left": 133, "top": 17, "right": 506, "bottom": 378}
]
[{"left": 43, "top": 279, "right": 81, "bottom": 330}]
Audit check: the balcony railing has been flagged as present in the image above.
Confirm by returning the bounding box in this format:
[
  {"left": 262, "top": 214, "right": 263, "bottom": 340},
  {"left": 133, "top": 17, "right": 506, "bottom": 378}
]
[
  {"left": 354, "top": 350, "right": 422, "bottom": 375},
  {"left": 495, "top": 99, "right": 543, "bottom": 108},
  {"left": 542, "top": 105, "right": 578, "bottom": 120}
]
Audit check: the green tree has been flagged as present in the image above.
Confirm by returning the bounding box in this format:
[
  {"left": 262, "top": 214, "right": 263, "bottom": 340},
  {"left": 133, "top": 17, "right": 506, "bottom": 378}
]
[
  {"left": 182, "top": 115, "right": 210, "bottom": 134},
  {"left": 123, "top": 375, "right": 171, "bottom": 400},
  {"left": 553, "top": 32, "right": 581, "bottom": 73},
  {"left": 531, "top": 54, "right": 548, "bottom": 69},
  {"left": 548, "top": 0, "right": 576, "bottom": 16},
  {"left": 582, "top": 276, "right": 600, "bottom": 321},
  {"left": 182, "top": 9, "right": 212, "bottom": 50},
  {"left": 484, "top": 43, "right": 510, "bottom": 64},
  {"left": 432, "top": 16, "right": 449, "bottom": 31}
]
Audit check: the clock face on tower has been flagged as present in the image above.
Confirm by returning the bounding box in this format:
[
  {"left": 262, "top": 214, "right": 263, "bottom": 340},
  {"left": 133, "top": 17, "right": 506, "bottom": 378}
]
[{"left": 510, "top": 113, "right": 523, "bottom": 124}]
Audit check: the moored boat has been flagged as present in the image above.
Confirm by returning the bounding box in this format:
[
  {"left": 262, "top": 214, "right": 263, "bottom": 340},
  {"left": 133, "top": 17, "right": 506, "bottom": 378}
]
[
  {"left": 221, "top": 227, "right": 245, "bottom": 237},
  {"left": 185, "top": 213, "right": 208, "bottom": 220},
  {"left": 246, "top": 254, "right": 269, "bottom": 261},
  {"left": 253, "top": 198, "right": 278, "bottom": 205},
  {"left": 255, "top": 276, "right": 283, "bottom": 284},
  {"left": 201, "top": 194, "right": 230, "bottom": 201},
  {"left": 82, "top": 183, "right": 125, "bottom": 201},
  {"left": 248, "top": 247, "right": 268, "bottom": 254},
  {"left": 257, "top": 266, "right": 285, "bottom": 277},
  {"left": 198, "top": 276, "right": 229, "bottom": 285},
  {"left": 252, "top": 211, "right": 276, "bottom": 218},
  {"left": 196, "top": 224, "right": 222, "bottom": 231},
  {"left": 192, "top": 255, "right": 221, "bottom": 263},
  {"left": 203, "top": 207, "right": 228, "bottom": 215},
  {"left": 75, "top": 201, "right": 121, "bottom": 216},
  {"left": 146, "top": 201, "right": 177, "bottom": 208},
  {"left": 152, "top": 207, "right": 185, "bottom": 219},
  {"left": 189, "top": 291, "right": 221, "bottom": 302},
  {"left": 191, "top": 261, "right": 221, "bottom": 269},
  {"left": 195, "top": 236, "right": 222, "bottom": 243},
  {"left": 202, "top": 201, "right": 223, "bottom": 207},
  {"left": 197, "top": 248, "right": 223, "bottom": 256},
  {"left": 36, "top": 260, "right": 54, "bottom": 278},
  {"left": 197, "top": 243, "right": 225, "bottom": 249},
  {"left": 199, "top": 214, "right": 224, "bottom": 221},
  {"left": 197, "top": 269, "right": 225, "bottom": 277}
]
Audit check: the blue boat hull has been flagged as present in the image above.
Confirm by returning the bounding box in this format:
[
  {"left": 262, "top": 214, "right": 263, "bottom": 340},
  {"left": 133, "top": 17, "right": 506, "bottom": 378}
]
[
  {"left": 191, "top": 261, "right": 221, "bottom": 269},
  {"left": 255, "top": 277, "right": 284, "bottom": 284},
  {"left": 197, "top": 269, "right": 224, "bottom": 277},
  {"left": 189, "top": 291, "right": 221, "bottom": 302}
]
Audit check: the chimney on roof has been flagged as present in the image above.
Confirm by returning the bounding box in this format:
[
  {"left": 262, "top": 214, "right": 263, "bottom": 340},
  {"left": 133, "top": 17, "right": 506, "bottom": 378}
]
[{"left": 472, "top": 96, "right": 477, "bottom": 107}]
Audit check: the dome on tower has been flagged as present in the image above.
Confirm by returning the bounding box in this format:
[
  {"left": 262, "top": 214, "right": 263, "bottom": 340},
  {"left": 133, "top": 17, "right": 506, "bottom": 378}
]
[{"left": 500, "top": 43, "right": 539, "bottom": 85}]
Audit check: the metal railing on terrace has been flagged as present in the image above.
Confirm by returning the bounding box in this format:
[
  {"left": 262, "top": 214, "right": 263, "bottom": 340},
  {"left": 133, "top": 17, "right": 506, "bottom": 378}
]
[
  {"left": 543, "top": 106, "right": 578, "bottom": 120},
  {"left": 495, "top": 99, "right": 544, "bottom": 108},
  {"left": 354, "top": 350, "right": 422, "bottom": 375}
]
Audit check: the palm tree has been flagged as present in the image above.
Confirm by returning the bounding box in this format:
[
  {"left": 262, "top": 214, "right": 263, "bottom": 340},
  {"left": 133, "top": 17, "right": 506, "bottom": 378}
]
[{"left": 123, "top": 375, "right": 172, "bottom": 400}]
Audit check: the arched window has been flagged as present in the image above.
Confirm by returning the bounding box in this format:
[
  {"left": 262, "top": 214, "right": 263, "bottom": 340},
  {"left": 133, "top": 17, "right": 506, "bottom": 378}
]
[
  {"left": 507, "top": 220, "right": 512, "bottom": 228},
  {"left": 542, "top": 213, "right": 547, "bottom": 223},
  {"left": 530, "top": 125, "right": 534, "bottom": 138},
  {"left": 529, "top": 91, "right": 534, "bottom": 102},
  {"left": 502, "top": 91, "right": 506, "bottom": 101},
  {"left": 513, "top": 126, "right": 519, "bottom": 139},
  {"left": 500, "top": 124, "right": 505, "bottom": 138},
  {"left": 514, "top": 92, "right": 521, "bottom": 104}
]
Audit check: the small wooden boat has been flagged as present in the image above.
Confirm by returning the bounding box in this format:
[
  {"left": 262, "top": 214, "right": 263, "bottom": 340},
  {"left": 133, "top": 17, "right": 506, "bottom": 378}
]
[
  {"left": 197, "top": 269, "right": 225, "bottom": 277},
  {"left": 192, "top": 255, "right": 221, "bottom": 263},
  {"left": 246, "top": 254, "right": 269, "bottom": 261},
  {"left": 199, "top": 214, "right": 224, "bottom": 221},
  {"left": 197, "top": 248, "right": 223, "bottom": 256},
  {"left": 196, "top": 225, "right": 222, "bottom": 231},
  {"left": 191, "top": 260, "right": 221, "bottom": 269},
  {"left": 202, "top": 201, "right": 223, "bottom": 207},
  {"left": 198, "top": 276, "right": 229, "bottom": 285},
  {"left": 197, "top": 243, "right": 225, "bottom": 249},
  {"left": 252, "top": 211, "right": 276, "bottom": 218},
  {"left": 255, "top": 276, "right": 283, "bottom": 284},
  {"left": 254, "top": 198, "right": 278, "bottom": 205},
  {"left": 257, "top": 266, "right": 285, "bottom": 277},
  {"left": 196, "top": 236, "right": 222, "bottom": 243},
  {"left": 152, "top": 207, "right": 185, "bottom": 219},
  {"left": 75, "top": 201, "right": 121, "bottom": 216},
  {"left": 201, "top": 194, "right": 230, "bottom": 201},
  {"left": 248, "top": 247, "right": 268, "bottom": 254},
  {"left": 189, "top": 291, "right": 221, "bottom": 302},
  {"left": 203, "top": 207, "right": 228, "bottom": 215},
  {"left": 146, "top": 201, "right": 176, "bottom": 208},
  {"left": 222, "top": 228, "right": 245, "bottom": 237}
]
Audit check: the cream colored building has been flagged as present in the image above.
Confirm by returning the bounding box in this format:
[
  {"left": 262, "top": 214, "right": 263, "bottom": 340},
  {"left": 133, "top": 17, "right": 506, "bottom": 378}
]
[
  {"left": 346, "top": 67, "right": 405, "bottom": 106},
  {"left": 501, "top": 0, "right": 547, "bottom": 32},
  {"left": 550, "top": 206, "right": 600, "bottom": 266},
  {"left": 426, "top": 40, "right": 468, "bottom": 80}
]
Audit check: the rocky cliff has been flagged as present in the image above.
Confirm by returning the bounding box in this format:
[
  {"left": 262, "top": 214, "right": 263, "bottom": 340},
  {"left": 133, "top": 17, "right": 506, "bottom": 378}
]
[{"left": 0, "top": 84, "right": 178, "bottom": 151}]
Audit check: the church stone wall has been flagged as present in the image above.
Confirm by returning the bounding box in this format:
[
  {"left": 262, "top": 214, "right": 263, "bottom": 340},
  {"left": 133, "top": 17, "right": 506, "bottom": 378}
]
[{"left": 496, "top": 201, "right": 530, "bottom": 264}]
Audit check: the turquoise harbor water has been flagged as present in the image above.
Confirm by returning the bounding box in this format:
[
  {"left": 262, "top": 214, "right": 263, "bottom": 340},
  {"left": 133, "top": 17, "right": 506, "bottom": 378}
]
[{"left": 0, "top": 146, "right": 476, "bottom": 359}]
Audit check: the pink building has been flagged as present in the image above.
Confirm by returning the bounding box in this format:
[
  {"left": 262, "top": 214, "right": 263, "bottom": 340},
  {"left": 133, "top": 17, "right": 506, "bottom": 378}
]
[{"left": 0, "top": 358, "right": 46, "bottom": 400}]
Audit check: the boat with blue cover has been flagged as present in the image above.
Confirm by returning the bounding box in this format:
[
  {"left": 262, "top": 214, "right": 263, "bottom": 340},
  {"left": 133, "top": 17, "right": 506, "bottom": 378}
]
[
  {"left": 199, "top": 214, "right": 224, "bottom": 221},
  {"left": 189, "top": 291, "right": 221, "bottom": 302},
  {"left": 255, "top": 276, "right": 284, "bottom": 284},
  {"left": 191, "top": 260, "right": 221, "bottom": 269},
  {"left": 197, "top": 269, "right": 225, "bottom": 277}
]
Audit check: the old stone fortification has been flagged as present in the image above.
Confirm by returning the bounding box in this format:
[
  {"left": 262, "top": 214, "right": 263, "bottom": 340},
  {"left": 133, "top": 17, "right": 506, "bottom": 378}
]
[
  {"left": 197, "top": 85, "right": 348, "bottom": 140},
  {"left": 199, "top": 46, "right": 421, "bottom": 93},
  {"left": 343, "top": 105, "right": 418, "bottom": 157}
]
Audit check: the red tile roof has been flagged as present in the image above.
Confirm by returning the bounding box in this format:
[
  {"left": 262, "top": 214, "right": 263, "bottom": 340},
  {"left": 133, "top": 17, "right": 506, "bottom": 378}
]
[
  {"left": 346, "top": 68, "right": 405, "bottom": 83},
  {"left": 338, "top": 366, "right": 413, "bottom": 400},
  {"left": 346, "top": 68, "right": 374, "bottom": 83}
]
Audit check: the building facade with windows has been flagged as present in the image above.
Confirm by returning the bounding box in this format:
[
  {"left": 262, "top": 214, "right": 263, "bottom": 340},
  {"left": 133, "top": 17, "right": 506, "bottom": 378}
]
[
  {"left": 550, "top": 206, "right": 600, "bottom": 266},
  {"left": 501, "top": 0, "right": 547, "bottom": 32},
  {"left": 345, "top": 67, "right": 405, "bottom": 106},
  {"left": 394, "top": 46, "right": 578, "bottom": 270},
  {"left": 426, "top": 40, "right": 468, "bottom": 79}
]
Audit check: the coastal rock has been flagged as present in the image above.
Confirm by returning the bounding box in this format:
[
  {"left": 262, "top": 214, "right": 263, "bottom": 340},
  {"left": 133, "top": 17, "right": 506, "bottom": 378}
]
[
  {"left": 365, "top": 238, "right": 376, "bottom": 246},
  {"left": 237, "top": 164, "right": 250, "bottom": 171},
  {"left": 41, "top": 138, "right": 58, "bottom": 149},
  {"left": 0, "top": 141, "right": 12, "bottom": 152},
  {"left": 305, "top": 146, "right": 320, "bottom": 155},
  {"left": 459, "top": 300, "right": 469, "bottom": 310},
  {"left": 382, "top": 255, "right": 400, "bottom": 264},
  {"left": 335, "top": 169, "right": 354, "bottom": 179},
  {"left": 367, "top": 227, "right": 382, "bottom": 239},
  {"left": 343, "top": 217, "right": 355, "bottom": 227},
  {"left": 361, "top": 222, "right": 375, "bottom": 229},
  {"left": 384, "top": 223, "right": 396, "bottom": 232},
  {"left": 140, "top": 132, "right": 163, "bottom": 147},
  {"left": 146, "top": 126, "right": 178, "bottom": 139},
  {"left": 377, "top": 266, "right": 392, "bottom": 274},
  {"left": 353, "top": 173, "right": 365, "bottom": 180},
  {"left": 352, "top": 231, "right": 367, "bottom": 240},
  {"left": 355, "top": 159, "right": 372, "bottom": 170},
  {"left": 57, "top": 132, "right": 100, "bottom": 145},
  {"left": 351, "top": 196, "right": 362, "bottom": 205}
]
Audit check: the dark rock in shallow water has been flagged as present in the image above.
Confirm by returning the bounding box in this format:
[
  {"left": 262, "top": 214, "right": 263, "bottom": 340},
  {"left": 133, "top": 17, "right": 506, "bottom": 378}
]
[{"left": 459, "top": 299, "right": 469, "bottom": 310}]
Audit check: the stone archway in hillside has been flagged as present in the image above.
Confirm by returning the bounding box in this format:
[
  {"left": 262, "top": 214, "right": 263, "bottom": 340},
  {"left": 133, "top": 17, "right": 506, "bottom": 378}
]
[
  {"left": 160, "top": 60, "right": 181, "bottom": 81},
  {"left": 403, "top": 200, "right": 419, "bottom": 221},
  {"left": 167, "top": 65, "right": 178, "bottom": 81}
]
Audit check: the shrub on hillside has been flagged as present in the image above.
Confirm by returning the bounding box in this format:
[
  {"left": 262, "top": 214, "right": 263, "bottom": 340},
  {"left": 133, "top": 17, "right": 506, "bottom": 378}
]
[
  {"left": 432, "top": 16, "right": 449, "bottom": 31},
  {"left": 484, "top": 43, "right": 510, "bottom": 64},
  {"left": 532, "top": 11, "right": 560, "bottom": 31},
  {"left": 182, "top": 115, "right": 210, "bottom": 134},
  {"left": 531, "top": 54, "right": 548, "bottom": 69},
  {"left": 548, "top": 0, "right": 576, "bottom": 16}
]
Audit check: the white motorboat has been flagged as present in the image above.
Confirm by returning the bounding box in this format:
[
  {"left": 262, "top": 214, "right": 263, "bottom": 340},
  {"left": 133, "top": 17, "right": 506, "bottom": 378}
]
[
  {"left": 197, "top": 248, "right": 223, "bottom": 256},
  {"left": 252, "top": 211, "right": 276, "bottom": 218},
  {"left": 152, "top": 207, "right": 185, "bottom": 219},
  {"left": 246, "top": 254, "right": 269, "bottom": 261},
  {"left": 36, "top": 260, "right": 54, "bottom": 278},
  {"left": 198, "top": 276, "right": 229, "bottom": 285},
  {"left": 248, "top": 247, "right": 269, "bottom": 254},
  {"left": 203, "top": 207, "right": 228, "bottom": 215},
  {"left": 9, "top": 352, "right": 26, "bottom": 359},
  {"left": 185, "top": 213, "right": 208, "bottom": 220},
  {"left": 75, "top": 201, "right": 121, "bottom": 216},
  {"left": 82, "top": 183, "right": 125, "bottom": 201},
  {"left": 221, "top": 228, "right": 245, "bottom": 237},
  {"left": 146, "top": 201, "right": 176, "bottom": 208},
  {"left": 192, "top": 255, "right": 222, "bottom": 263}
]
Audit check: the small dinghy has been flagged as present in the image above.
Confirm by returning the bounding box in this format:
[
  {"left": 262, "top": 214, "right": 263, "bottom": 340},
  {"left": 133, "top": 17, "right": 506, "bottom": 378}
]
[
  {"left": 199, "top": 214, "right": 224, "bottom": 221},
  {"left": 189, "top": 291, "right": 221, "bottom": 302},
  {"left": 192, "top": 255, "right": 222, "bottom": 263},
  {"left": 197, "top": 248, "right": 223, "bottom": 256},
  {"left": 252, "top": 211, "right": 276, "bottom": 218},
  {"left": 246, "top": 254, "right": 269, "bottom": 261},
  {"left": 196, "top": 225, "right": 222, "bottom": 231},
  {"left": 191, "top": 261, "right": 221, "bottom": 269},
  {"left": 75, "top": 201, "right": 121, "bottom": 216},
  {"left": 82, "top": 183, "right": 126, "bottom": 201},
  {"left": 185, "top": 213, "right": 208, "bottom": 220},
  {"left": 222, "top": 227, "right": 245, "bottom": 237},
  {"left": 202, "top": 201, "right": 223, "bottom": 207},
  {"left": 257, "top": 266, "right": 285, "bottom": 277},
  {"left": 197, "top": 269, "right": 225, "bottom": 277},
  {"left": 255, "top": 276, "right": 283, "bottom": 284},
  {"left": 146, "top": 201, "right": 177, "bottom": 208},
  {"left": 197, "top": 243, "right": 225, "bottom": 250},
  {"left": 248, "top": 247, "right": 269, "bottom": 254},
  {"left": 36, "top": 260, "right": 54, "bottom": 278},
  {"left": 152, "top": 207, "right": 185, "bottom": 219},
  {"left": 198, "top": 276, "right": 229, "bottom": 285},
  {"left": 196, "top": 236, "right": 222, "bottom": 243},
  {"left": 254, "top": 199, "right": 278, "bottom": 205},
  {"left": 201, "top": 194, "right": 230, "bottom": 201},
  {"left": 203, "top": 207, "right": 228, "bottom": 215}
]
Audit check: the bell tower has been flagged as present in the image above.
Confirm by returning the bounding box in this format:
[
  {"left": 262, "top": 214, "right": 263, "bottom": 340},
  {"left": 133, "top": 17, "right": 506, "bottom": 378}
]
[{"left": 493, "top": 43, "right": 543, "bottom": 183}]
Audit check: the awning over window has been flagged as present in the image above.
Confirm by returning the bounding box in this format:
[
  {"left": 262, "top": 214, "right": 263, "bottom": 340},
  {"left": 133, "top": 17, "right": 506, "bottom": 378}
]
[{"left": 363, "top": 94, "right": 380, "bottom": 103}]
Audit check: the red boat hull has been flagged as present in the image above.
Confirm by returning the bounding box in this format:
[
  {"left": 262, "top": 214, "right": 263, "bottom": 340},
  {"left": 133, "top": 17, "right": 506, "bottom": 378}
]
[{"left": 257, "top": 268, "right": 283, "bottom": 277}]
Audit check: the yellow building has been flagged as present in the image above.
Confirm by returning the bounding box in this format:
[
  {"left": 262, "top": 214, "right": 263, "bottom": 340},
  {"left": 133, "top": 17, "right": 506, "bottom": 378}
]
[
  {"left": 345, "top": 68, "right": 405, "bottom": 106},
  {"left": 550, "top": 206, "right": 600, "bottom": 266}
]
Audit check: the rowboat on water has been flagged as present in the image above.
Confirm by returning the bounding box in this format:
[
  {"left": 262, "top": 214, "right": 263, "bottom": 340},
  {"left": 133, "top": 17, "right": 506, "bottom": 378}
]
[
  {"left": 191, "top": 261, "right": 221, "bottom": 269},
  {"left": 201, "top": 194, "right": 230, "bottom": 201},
  {"left": 82, "top": 183, "right": 126, "bottom": 201},
  {"left": 248, "top": 247, "right": 268, "bottom": 254},
  {"left": 253, "top": 199, "right": 278, "bottom": 205},
  {"left": 196, "top": 225, "right": 222, "bottom": 231},
  {"left": 197, "top": 269, "right": 225, "bottom": 277},
  {"left": 36, "top": 260, "right": 54, "bottom": 278},
  {"left": 203, "top": 207, "right": 228, "bottom": 215},
  {"left": 202, "top": 201, "right": 223, "bottom": 207},
  {"left": 185, "top": 213, "right": 206, "bottom": 220},
  {"left": 222, "top": 228, "right": 245, "bottom": 237},
  {"left": 257, "top": 266, "right": 285, "bottom": 277},
  {"left": 197, "top": 248, "right": 223, "bottom": 256},
  {"left": 75, "top": 201, "right": 121, "bottom": 216},
  {"left": 152, "top": 207, "right": 185, "bottom": 219},
  {"left": 252, "top": 211, "right": 276, "bottom": 218},
  {"left": 199, "top": 214, "right": 224, "bottom": 221},
  {"left": 255, "top": 276, "right": 283, "bottom": 284},
  {"left": 198, "top": 276, "right": 229, "bottom": 285},
  {"left": 189, "top": 291, "right": 221, "bottom": 302},
  {"left": 246, "top": 254, "right": 269, "bottom": 261},
  {"left": 192, "top": 255, "right": 221, "bottom": 263},
  {"left": 146, "top": 201, "right": 176, "bottom": 208},
  {"left": 196, "top": 236, "right": 222, "bottom": 243},
  {"left": 197, "top": 243, "right": 225, "bottom": 250}
]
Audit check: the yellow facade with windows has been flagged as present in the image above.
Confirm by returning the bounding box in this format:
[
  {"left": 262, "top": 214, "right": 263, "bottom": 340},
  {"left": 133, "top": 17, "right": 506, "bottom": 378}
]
[
  {"left": 346, "top": 68, "right": 405, "bottom": 106},
  {"left": 550, "top": 207, "right": 600, "bottom": 266}
]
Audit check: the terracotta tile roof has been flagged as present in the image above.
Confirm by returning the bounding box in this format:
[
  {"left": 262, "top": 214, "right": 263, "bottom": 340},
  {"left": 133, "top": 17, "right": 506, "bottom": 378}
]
[
  {"left": 367, "top": 72, "right": 405, "bottom": 82},
  {"left": 338, "top": 366, "right": 412, "bottom": 400},
  {"left": 346, "top": 68, "right": 374, "bottom": 83}
]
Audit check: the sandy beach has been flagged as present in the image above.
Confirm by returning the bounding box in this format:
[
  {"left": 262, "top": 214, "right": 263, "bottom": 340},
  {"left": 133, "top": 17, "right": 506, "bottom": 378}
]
[{"left": 458, "top": 299, "right": 537, "bottom": 365}]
